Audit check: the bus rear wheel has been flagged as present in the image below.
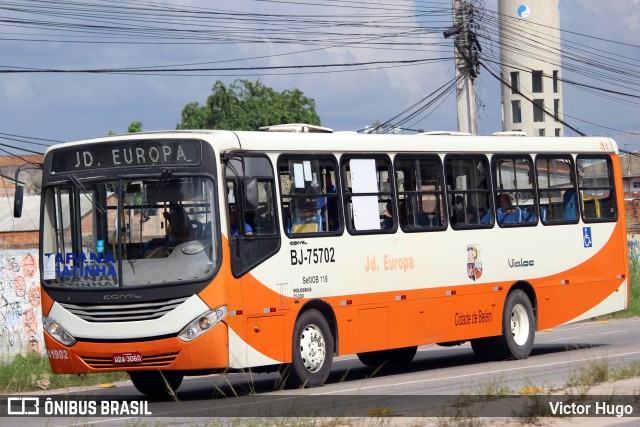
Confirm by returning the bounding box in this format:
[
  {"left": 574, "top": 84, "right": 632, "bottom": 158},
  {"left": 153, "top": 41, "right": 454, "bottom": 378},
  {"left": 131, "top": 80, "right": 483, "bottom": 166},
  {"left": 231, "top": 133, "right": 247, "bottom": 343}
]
[
  {"left": 493, "top": 289, "right": 535, "bottom": 360},
  {"left": 284, "top": 309, "right": 334, "bottom": 388},
  {"left": 470, "top": 337, "right": 497, "bottom": 361},
  {"left": 129, "top": 370, "right": 183, "bottom": 397},
  {"left": 357, "top": 346, "right": 418, "bottom": 367}
]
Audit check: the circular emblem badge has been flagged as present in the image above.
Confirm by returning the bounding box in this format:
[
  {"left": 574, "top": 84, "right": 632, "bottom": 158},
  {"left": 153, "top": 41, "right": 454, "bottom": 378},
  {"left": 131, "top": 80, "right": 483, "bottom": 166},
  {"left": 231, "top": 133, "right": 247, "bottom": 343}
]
[{"left": 518, "top": 5, "right": 531, "bottom": 18}]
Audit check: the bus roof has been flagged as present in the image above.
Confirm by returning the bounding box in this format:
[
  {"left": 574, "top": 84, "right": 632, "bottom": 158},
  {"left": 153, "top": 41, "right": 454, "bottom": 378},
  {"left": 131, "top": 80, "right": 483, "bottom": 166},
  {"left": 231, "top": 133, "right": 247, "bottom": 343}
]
[{"left": 47, "top": 129, "right": 618, "bottom": 157}]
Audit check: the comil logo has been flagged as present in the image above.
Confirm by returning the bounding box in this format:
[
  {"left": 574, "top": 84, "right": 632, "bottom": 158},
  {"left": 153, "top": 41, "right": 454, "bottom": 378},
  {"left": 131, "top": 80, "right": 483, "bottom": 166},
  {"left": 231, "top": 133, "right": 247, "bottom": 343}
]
[{"left": 7, "top": 397, "right": 40, "bottom": 415}]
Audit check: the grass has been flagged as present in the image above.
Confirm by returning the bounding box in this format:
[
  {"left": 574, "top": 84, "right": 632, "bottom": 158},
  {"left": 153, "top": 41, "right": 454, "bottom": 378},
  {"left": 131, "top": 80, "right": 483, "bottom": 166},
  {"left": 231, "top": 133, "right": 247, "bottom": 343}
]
[
  {"left": 434, "top": 359, "right": 640, "bottom": 426},
  {"left": 567, "top": 358, "right": 640, "bottom": 390},
  {"left": 625, "top": 238, "right": 640, "bottom": 316},
  {"left": 589, "top": 239, "right": 640, "bottom": 319},
  {"left": 0, "top": 352, "right": 129, "bottom": 393}
]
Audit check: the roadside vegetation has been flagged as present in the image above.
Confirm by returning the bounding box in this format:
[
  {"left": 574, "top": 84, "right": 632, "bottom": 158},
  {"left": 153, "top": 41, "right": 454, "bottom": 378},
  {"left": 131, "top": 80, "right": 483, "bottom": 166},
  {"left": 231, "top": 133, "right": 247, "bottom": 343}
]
[
  {"left": 600, "top": 238, "right": 640, "bottom": 318},
  {"left": 433, "top": 359, "right": 640, "bottom": 425},
  {"left": 622, "top": 238, "right": 640, "bottom": 316},
  {"left": 0, "top": 352, "right": 128, "bottom": 393}
]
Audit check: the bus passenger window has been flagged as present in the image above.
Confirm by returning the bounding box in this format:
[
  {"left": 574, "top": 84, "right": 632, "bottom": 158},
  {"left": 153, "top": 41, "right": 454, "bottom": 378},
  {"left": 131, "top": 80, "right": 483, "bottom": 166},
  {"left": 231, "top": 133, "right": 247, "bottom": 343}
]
[
  {"left": 577, "top": 156, "right": 617, "bottom": 222},
  {"left": 444, "top": 155, "right": 492, "bottom": 229},
  {"left": 341, "top": 156, "right": 395, "bottom": 233},
  {"left": 536, "top": 155, "right": 578, "bottom": 224},
  {"left": 394, "top": 155, "right": 446, "bottom": 232},
  {"left": 492, "top": 156, "right": 536, "bottom": 226},
  {"left": 278, "top": 156, "right": 340, "bottom": 235}
]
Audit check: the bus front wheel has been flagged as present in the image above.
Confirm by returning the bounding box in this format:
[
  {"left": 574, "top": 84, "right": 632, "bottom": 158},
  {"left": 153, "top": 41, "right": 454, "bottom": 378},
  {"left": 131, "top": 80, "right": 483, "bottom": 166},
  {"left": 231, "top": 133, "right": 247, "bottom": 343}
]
[
  {"left": 284, "top": 309, "right": 334, "bottom": 388},
  {"left": 129, "top": 370, "right": 183, "bottom": 397},
  {"left": 494, "top": 289, "right": 535, "bottom": 360}
]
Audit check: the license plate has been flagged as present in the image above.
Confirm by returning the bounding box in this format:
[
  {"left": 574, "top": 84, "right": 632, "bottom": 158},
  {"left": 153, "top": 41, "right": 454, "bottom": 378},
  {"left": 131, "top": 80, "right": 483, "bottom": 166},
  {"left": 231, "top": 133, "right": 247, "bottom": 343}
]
[{"left": 112, "top": 352, "right": 142, "bottom": 365}]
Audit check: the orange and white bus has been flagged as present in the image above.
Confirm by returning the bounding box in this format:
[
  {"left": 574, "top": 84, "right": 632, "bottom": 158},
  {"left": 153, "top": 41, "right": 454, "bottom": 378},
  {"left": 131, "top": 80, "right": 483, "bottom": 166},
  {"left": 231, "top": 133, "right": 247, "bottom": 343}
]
[{"left": 20, "top": 125, "right": 628, "bottom": 395}]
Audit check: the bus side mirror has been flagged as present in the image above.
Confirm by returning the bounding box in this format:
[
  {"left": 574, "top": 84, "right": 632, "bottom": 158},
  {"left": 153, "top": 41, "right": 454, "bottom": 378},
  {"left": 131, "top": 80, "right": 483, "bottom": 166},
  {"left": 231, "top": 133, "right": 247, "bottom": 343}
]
[
  {"left": 244, "top": 178, "right": 258, "bottom": 211},
  {"left": 14, "top": 185, "right": 24, "bottom": 218}
]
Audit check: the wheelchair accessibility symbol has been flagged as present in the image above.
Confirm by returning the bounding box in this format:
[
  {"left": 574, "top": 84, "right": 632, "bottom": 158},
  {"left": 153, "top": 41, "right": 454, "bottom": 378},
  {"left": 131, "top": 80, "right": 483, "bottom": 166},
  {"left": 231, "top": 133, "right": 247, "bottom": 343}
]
[{"left": 583, "top": 227, "right": 592, "bottom": 248}]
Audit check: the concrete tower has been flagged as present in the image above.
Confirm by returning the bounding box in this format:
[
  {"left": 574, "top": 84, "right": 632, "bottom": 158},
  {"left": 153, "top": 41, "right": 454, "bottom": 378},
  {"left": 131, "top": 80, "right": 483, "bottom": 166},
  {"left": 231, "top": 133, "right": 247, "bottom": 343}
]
[{"left": 499, "top": 0, "right": 564, "bottom": 137}]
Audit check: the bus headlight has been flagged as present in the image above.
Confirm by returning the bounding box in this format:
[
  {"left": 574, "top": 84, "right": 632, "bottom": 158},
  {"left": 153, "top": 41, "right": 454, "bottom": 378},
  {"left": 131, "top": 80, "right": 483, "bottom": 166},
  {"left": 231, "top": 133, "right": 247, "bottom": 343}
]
[
  {"left": 43, "top": 316, "right": 76, "bottom": 346},
  {"left": 178, "top": 306, "right": 228, "bottom": 342}
]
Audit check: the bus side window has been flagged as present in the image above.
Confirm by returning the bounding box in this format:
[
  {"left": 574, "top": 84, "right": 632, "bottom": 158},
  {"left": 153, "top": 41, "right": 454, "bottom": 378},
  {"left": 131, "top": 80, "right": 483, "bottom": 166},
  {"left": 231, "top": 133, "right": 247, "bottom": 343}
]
[
  {"left": 341, "top": 156, "right": 395, "bottom": 234},
  {"left": 536, "top": 155, "right": 578, "bottom": 225},
  {"left": 577, "top": 155, "right": 617, "bottom": 222},
  {"left": 492, "top": 155, "right": 536, "bottom": 227},
  {"left": 444, "top": 155, "right": 492, "bottom": 229},
  {"left": 278, "top": 155, "right": 340, "bottom": 236},
  {"left": 394, "top": 155, "right": 447, "bottom": 232}
]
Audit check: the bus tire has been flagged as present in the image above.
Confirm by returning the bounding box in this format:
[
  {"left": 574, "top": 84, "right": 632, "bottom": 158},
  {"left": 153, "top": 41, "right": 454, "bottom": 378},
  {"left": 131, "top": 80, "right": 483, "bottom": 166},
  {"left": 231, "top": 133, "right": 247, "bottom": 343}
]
[
  {"left": 357, "top": 346, "right": 417, "bottom": 366},
  {"left": 286, "top": 309, "right": 334, "bottom": 388},
  {"left": 470, "top": 337, "right": 497, "bottom": 361},
  {"left": 388, "top": 346, "right": 417, "bottom": 364},
  {"left": 129, "top": 370, "right": 183, "bottom": 397},
  {"left": 357, "top": 350, "right": 390, "bottom": 367},
  {"left": 494, "top": 289, "right": 535, "bottom": 360}
]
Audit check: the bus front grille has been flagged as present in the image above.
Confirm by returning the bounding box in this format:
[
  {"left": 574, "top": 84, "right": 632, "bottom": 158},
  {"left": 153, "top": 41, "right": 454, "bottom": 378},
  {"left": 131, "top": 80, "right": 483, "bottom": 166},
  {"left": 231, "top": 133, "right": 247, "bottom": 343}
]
[
  {"left": 80, "top": 352, "right": 179, "bottom": 369},
  {"left": 58, "top": 296, "right": 191, "bottom": 322}
]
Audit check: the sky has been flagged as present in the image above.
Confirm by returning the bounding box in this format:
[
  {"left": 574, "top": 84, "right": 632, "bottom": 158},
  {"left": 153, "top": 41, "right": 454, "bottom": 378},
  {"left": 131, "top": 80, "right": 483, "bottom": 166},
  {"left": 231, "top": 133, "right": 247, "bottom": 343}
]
[{"left": 0, "top": 0, "right": 639, "bottom": 153}]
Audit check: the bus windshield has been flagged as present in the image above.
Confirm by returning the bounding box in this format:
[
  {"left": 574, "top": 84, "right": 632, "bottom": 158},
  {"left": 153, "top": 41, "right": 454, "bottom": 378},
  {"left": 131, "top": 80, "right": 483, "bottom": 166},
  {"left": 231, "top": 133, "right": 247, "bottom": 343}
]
[{"left": 41, "top": 176, "right": 217, "bottom": 288}]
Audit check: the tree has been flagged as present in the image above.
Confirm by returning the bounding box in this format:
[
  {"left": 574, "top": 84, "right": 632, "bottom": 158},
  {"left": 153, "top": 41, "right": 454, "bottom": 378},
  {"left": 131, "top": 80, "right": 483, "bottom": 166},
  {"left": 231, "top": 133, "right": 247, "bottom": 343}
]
[
  {"left": 177, "top": 80, "right": 320, "bottom": 131},
  {"left": 128, "top": 121, "right": 143, "bottom": 133}
]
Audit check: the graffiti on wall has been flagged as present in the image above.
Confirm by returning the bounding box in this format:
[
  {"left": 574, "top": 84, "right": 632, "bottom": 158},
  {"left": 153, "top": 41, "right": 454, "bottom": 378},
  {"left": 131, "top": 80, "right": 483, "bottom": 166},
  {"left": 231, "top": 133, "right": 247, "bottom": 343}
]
[{"left": 0, "top": 250, "right": 44, "bottom": 361}]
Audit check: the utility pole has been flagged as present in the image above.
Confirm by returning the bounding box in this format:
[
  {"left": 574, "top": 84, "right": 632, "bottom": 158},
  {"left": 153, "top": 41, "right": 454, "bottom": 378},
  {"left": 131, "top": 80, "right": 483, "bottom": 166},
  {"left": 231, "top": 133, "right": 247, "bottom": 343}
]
[{"left": 445, "top": 0, "right": 479, "bottom": 135}]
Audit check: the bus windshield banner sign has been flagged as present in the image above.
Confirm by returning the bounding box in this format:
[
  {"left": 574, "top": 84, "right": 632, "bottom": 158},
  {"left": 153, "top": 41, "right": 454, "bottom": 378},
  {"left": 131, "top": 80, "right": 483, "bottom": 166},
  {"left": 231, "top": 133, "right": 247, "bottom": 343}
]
[{"left": 51, "top": 139, "right": 202, "bottom": 173}]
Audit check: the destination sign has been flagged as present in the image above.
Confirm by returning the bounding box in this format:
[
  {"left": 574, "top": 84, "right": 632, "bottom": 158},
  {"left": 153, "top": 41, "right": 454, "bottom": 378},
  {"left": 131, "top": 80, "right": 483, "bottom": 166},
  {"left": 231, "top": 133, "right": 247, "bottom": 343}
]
[{"left": 50, "top": 139, "right": 202, "bottom": 173}]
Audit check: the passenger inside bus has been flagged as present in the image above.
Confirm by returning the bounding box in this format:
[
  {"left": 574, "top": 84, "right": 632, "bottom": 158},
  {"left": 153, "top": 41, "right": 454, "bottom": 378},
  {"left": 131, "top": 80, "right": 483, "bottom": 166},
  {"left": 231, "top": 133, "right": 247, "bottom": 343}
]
[
  {"left": 322, "top": 174, "right": 339, "bottom": 231},
  {"left": 143, "top": 203, "right": 194, "bottom": 258},
  {"left": 164, "top": 204, "right": 193, "bottom": 245},
  {"left": 496, "top": 193, "right": 522, "bottom": 223},
  {"left": 382, "top": 201, "right": 394, "bottom": 229},
  {"left": 496, "top": 193, "right": 516, "bottom": 213},
  {"left": 229, "top": 205, "right": 254, "bottom": 236},
  {"left": 451, "top": 196, "right": 479, "bottom": 225},
  {"left": 292, "top": 199, "right": 323, "bottom": 233}
]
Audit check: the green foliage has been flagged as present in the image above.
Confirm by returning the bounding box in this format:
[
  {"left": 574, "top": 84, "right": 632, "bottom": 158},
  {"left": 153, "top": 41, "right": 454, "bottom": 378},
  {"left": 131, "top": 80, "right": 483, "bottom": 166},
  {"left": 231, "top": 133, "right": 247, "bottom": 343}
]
[
  {"left": 0, "top": 353, "right": 128, "bottom": 393},
  {"left": 177, "top": 79, "right": 321, "bottom": 131},
  {"left": 603, "top": 238, "right": 640, "bottom": 319},
  {"left": 627, "top": 239, "right": 640, "bottom": 315},
  {"left": 567, "top": 359, "right": 609, "bottom": 389},
  {"left": 128, "top": 121, "right": 143, "bottom": 133}
]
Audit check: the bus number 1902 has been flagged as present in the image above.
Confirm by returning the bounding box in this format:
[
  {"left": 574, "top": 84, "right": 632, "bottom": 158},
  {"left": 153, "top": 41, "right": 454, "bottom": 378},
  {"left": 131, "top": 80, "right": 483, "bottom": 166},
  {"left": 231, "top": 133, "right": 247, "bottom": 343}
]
[{"left": 290, "top": 248, "right": 335, "bottom": 266}]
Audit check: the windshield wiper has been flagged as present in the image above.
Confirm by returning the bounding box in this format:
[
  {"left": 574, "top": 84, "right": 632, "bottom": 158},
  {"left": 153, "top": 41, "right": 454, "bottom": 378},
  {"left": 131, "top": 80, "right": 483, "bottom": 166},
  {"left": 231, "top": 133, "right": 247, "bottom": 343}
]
[
  {"left": 68, "top": 174, "right": 107, "bottom": 214},
  {"left": 141, "top": 168, "right": 174, "bottom": 222}
]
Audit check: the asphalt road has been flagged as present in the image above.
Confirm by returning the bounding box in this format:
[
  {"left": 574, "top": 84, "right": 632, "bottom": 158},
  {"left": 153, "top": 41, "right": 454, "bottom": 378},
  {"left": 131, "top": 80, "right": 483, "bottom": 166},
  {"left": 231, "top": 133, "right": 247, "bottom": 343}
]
[{"left": 4, "top": 317, "right": 640, "bottom": 425}]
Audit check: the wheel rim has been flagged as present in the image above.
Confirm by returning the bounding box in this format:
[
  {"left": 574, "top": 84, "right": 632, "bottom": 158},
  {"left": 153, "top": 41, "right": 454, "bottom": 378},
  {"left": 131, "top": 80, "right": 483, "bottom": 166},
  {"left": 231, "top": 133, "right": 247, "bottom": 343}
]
[
  {"left": 510, "top": 303, "right": 530, "bottom": 346},
  {"left": 299, "top": 323, "right": 326, "bottom": 373}
]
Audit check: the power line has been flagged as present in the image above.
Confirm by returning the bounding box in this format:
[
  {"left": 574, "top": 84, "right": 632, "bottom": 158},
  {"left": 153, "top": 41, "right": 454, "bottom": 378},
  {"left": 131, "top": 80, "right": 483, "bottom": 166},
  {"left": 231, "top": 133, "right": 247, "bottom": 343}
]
[{"left": 0, "top": 57, "right": 453, "bottom": 74}]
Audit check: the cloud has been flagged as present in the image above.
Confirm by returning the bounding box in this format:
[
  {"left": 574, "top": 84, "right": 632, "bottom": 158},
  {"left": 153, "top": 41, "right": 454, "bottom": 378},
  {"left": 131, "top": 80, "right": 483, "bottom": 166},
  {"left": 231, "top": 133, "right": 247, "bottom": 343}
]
[{"left": 0, "top": 0, "right": 637, "bottom": 147}]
